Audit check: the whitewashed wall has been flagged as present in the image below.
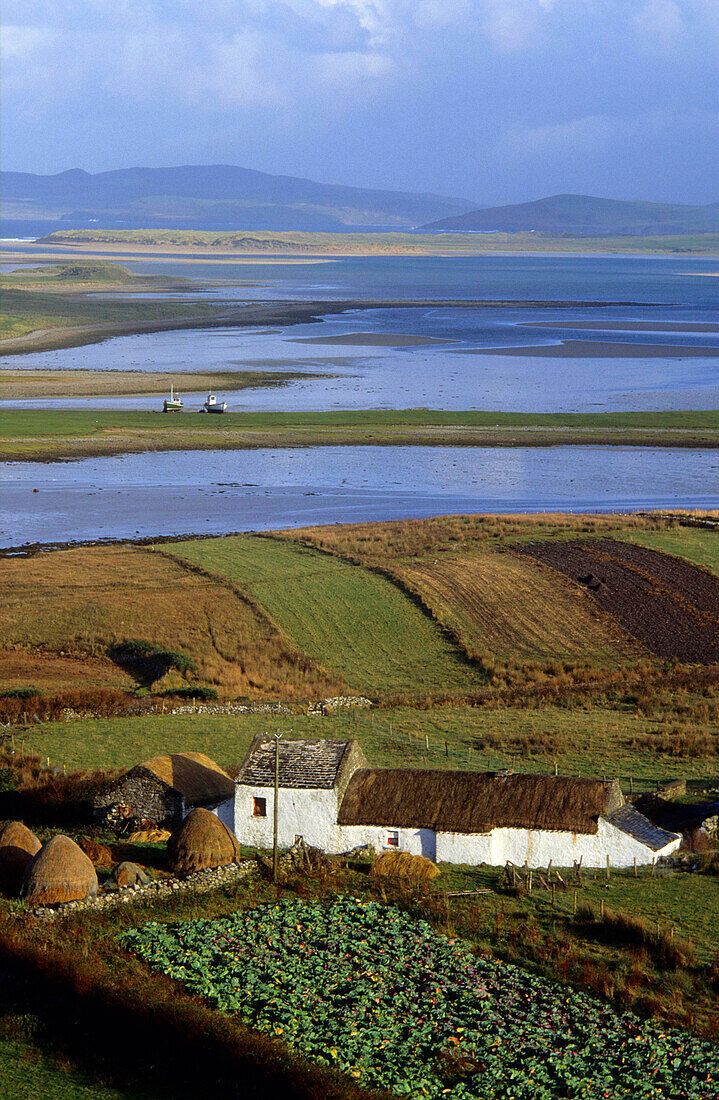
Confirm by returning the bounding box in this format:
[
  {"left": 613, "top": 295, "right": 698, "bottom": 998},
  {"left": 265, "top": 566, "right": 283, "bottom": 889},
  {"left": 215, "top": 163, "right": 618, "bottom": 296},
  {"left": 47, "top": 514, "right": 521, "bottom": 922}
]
[
  {"left": 233, "top": 783, "right": 437, "bottom": 856},
  {"left": 438, "top": 819, "right": 679, "bottom": 868},
  {"left": 231, "top": 784, "right": 680, "bottom": 868},
  {"left": 212, "top": 798, "right": 235, "bottom": 831}
]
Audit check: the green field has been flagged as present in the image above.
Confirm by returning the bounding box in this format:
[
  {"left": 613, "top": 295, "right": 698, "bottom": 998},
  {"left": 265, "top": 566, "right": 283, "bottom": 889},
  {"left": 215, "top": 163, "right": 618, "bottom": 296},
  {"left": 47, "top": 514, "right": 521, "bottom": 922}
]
[
  {"left": 170, "top": 535, "right": 477, "bottom": 694},
  {"left": 20, "top": 703, "right": 719, "bottom": 789},
  {"left": 2, "top": 407, "right": 719, "bottom": 461},
  {"left": 624, "top": 527, "right": 719, "bottom": 576}
]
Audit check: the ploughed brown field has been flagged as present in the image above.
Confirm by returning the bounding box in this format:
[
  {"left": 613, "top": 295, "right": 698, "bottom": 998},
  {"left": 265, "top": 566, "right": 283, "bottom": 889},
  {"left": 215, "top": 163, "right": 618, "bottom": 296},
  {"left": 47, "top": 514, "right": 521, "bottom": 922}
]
[
  {"left": 0, "top": 546, "right": 345, "bottom": 698},
  {"left": 517, "top": 539, "right": 719, "bottom": 663},
  {"left": 391, "top": 551, "right": 640, "bottom": 663}
]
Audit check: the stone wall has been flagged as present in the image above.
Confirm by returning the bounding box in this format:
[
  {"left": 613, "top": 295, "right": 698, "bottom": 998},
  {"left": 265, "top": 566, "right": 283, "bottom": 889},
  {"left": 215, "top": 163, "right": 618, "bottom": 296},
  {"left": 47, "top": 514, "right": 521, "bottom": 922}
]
[
  {"left": 94, "top": 772, "right": 182, "bottom": 825},
  {"left": 28, "top": 860, "right": 257, "bottom": 921}
]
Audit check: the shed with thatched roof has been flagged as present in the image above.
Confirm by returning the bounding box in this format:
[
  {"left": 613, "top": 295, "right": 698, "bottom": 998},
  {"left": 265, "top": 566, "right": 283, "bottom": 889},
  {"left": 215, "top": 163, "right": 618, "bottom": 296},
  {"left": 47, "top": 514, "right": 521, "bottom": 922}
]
[
  {"left": 233, "top": 737, "right": 368, "bottom": 851},
  {"left": 94, "top": 751, "right": 234, "bottom": 828},
  {"left": 168, "top": 807, "right": 240, "bottom": 876},
  {"left": 229, "top": 738, "right": 681, "bottom": 868},
  {"left": 0, "top": 821, "right": 41, "bottom": 895},
  {"left": 21, "top": 834, "right": 98, "bottom": 906}
]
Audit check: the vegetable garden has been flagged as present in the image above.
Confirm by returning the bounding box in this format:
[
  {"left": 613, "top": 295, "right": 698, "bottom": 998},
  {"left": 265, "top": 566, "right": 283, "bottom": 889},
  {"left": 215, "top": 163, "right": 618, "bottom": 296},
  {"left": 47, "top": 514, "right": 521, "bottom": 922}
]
[{"left": 122, "top": 898, "right": 719, "bottom": 1099}]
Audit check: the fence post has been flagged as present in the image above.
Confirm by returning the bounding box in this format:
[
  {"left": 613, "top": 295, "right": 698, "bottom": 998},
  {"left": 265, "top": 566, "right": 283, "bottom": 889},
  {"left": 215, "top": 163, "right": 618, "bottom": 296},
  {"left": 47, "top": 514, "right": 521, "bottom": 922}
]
[
  {"left": 633, "top": 857, "right": 637, "bottom": 878},
  {"left": 600, "top": 899, "right": 604, "bottom": 919},
  {"left": 606, "top": 855, "right": 610, "bottom": 882},
  {"left": 573, "top": 891, "right": 577, "bottom": 915},
  {"left": 629, "top": 776, "right": 633, "bottom": 796},
  {"left": 425, "top": 734, "right": 429, "bottom": 751}
]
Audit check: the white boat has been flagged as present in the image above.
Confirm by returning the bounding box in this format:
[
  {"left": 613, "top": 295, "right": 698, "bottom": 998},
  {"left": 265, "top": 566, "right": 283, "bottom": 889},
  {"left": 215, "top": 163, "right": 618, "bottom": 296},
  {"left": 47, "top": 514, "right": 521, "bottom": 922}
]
[
  {"left": 202, "top": 391, "right": 227, "bottom": 414},
  {"left": 163, "top": 384, "right": 183, "bottom": 412}
]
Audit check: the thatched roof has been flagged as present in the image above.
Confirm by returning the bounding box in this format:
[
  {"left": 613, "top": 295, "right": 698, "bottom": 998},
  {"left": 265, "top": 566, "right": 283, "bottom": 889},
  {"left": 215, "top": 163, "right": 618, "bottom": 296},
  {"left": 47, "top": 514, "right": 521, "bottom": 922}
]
[
  {"left": 338, "top": 770, "right": 624, "bottom": 835},
  {"left": 100, "top": 752, "right": 234, "bottom": 807},
  {"left": 21, "top": 835, "right": 98, "bottom": 906},
  {"left": 168, "top": 807, "right": 240, "bottom": 876},
  {"left": 0, "top": 822, "right": 42, "bottom": 892},
  {"left": 236, "top": 737, "right": 367, "bottom": 795}
]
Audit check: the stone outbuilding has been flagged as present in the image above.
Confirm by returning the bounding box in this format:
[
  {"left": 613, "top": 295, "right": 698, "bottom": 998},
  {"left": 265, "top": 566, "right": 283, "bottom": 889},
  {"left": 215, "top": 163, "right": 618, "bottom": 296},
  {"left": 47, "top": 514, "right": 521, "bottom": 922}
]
[
  {"left": 94, "top": 751, "right": 234, "bottom": 828},
  {"left": 226, "top": 738, "right": 681, "bottom": 868}
]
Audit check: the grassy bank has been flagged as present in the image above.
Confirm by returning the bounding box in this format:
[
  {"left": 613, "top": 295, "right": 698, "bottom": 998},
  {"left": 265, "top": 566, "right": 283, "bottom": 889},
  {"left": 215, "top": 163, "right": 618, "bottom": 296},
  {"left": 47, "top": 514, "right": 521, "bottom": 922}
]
[
  {"left": 2, "top": 408, "right": 719, "bottom": 461},
  {"left": 39, "top": 228, "right": 719, "bottom": 255}
]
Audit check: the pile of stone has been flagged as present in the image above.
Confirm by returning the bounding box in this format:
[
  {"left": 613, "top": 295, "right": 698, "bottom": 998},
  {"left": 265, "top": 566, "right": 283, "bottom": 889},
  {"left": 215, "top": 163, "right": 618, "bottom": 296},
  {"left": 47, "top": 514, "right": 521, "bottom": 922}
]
[{"left": 307, "top": 696, "right": 373, "bottom": 716}]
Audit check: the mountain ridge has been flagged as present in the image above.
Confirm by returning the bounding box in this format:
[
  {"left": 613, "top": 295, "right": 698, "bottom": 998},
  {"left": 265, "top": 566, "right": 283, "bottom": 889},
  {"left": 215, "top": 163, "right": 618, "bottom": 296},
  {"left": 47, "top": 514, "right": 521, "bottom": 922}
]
[
  {"left": 421, "top": 193, "right": 719, "bottom": 236},
  {"left": 1, "top": 164, "right": 476, "bottom": 233}
]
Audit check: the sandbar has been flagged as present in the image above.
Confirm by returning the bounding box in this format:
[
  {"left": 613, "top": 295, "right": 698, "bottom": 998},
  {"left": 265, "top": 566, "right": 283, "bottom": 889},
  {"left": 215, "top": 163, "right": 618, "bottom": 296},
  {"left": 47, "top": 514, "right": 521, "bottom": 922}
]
[
  {"left": 522, "top": 320, "right": 719, "bottom": 334},
  {"left": 290, "top": 331, "right": 455, "bottom": 347},
  {"left": 457, "top": 339, "right": 719, "bottom": 359},
  {"left": 0, "top": 368, "right": 331, "bottom": 400}
]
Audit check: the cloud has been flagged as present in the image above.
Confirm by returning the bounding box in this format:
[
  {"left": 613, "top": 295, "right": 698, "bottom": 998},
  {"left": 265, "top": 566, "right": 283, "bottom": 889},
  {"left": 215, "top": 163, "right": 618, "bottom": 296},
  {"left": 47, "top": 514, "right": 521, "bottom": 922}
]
[{"left": 1, "top": 1, "right": 717, "bottom": 202}]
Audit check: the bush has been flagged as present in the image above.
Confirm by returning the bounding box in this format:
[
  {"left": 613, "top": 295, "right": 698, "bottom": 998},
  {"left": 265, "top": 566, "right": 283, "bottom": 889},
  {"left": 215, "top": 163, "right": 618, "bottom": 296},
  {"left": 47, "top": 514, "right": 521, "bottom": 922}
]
[
  {"left": 0, "top": 687, "right": 42, "bottom": 701},
  {"left": 160, "top": 686, "right": 219, "bottom": 702},
  {"left": 108, "top": 640, "right": 197, "bottom": 686}
]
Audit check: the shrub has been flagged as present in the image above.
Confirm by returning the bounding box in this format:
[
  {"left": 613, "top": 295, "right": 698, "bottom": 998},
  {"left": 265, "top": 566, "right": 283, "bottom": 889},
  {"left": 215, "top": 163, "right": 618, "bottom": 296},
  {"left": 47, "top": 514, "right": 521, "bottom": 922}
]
[
  {"left": 108, "top": 640, "right": 197, "bottom": 686},
  {"left": 160, "top": 686, "right": 218, "bottom": 701}
]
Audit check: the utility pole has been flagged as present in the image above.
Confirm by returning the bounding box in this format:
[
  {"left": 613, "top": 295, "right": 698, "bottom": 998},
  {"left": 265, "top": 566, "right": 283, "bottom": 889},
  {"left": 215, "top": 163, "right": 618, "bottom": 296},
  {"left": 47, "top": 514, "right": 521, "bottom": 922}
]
[{"left": 272, "top": 729, "right": 292, "bottom": 884}]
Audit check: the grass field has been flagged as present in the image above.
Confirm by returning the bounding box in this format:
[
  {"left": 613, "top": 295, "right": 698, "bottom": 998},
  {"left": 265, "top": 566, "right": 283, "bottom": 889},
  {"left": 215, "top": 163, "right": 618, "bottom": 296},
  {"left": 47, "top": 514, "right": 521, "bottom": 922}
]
[
  {"left": 19, "top": 704, "right": 719, "bottom": 788},
  {"left": 624, "top": 527, "right": 719, "bottom": 576},
  {"left": 40, "top": 228, "right": 719, "bottom": 254},
  {"left": 392, "top": 549, "right": 639, "bottom": 662},
  {"left": 0, "top": 545, "right": 343, "bottom": 698},
  {"left": 3, "top": 407, "right": 719, "bottom": 461},
  {"left": 170, "top": 535, "right": 478, "bottom": 694},
  {"left": 0, "top": 1040, "right": 155, "bottom": 1100}
]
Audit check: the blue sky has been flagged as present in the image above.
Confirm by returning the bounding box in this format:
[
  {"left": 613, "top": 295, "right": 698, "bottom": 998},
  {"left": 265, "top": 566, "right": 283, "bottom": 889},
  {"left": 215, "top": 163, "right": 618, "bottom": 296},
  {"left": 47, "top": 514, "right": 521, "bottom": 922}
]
[{"left": 2, "top": 1, "right": 718, "bottom": 204}]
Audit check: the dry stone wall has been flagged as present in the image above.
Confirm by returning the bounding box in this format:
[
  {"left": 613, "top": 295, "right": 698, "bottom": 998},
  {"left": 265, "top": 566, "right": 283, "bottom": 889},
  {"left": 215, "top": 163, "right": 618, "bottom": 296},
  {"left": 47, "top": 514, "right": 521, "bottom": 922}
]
[{"left": 28, "top": 860, "right": 257, "bottom": 921}]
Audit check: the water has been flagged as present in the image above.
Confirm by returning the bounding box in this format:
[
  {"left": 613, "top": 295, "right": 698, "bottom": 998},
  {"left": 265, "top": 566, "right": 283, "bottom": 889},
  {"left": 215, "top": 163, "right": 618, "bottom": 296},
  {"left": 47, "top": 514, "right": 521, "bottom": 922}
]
[
  {"left": 2, "top": 254, "right": 717, "bottom": 413},
  {"left": 2, "top": 446, "right": 717, "bottom": 549},
  {"left": 1, "top": 252, "right": 717, "bottom": 543}
]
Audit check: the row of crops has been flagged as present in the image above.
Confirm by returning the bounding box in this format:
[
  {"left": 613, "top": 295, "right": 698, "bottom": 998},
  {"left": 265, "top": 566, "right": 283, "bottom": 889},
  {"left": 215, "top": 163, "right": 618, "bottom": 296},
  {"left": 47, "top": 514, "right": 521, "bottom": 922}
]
[{"left": 122, "top": 898, "right": 719, "bottom": 1099}]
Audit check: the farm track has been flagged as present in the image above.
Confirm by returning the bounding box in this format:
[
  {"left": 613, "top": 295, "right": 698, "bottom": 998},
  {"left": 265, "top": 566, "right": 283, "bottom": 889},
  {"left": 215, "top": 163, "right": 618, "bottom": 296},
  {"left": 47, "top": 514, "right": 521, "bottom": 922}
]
[{"left": 518, "top": 539, "right": 719, "bottom": 662}]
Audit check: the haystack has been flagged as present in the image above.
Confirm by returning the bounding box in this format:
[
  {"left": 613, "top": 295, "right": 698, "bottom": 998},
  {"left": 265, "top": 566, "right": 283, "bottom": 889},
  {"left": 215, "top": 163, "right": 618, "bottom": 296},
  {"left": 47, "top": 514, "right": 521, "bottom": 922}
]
[
  {"left": 167, "top": 808, "right": 240, "bottom": 876},
  {"left": 370, "top": 851, "right": 440, "bottom": 882},
  {"left": 0, "top": 821, "right": 41, "bottom": 894},
  {"left": 21, "top": 835, "right": 99, "bottom": 906},
  {"left": 79, "top": 837, "right": 115, "bottom": 869}
]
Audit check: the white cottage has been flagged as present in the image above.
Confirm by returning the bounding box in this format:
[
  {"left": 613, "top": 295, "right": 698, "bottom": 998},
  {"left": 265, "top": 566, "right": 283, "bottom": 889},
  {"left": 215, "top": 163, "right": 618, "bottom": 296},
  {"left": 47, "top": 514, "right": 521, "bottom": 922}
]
[{"left": 229, "top": 738, "right": 681, "bottom": 868}]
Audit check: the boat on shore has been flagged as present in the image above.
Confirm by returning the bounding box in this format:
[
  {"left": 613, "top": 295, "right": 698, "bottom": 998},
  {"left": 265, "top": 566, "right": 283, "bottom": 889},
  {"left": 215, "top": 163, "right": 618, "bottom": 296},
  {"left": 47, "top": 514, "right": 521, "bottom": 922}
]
[
  {"left": 163, "top": 384, "right": 183, "bottom": 412},
  {"left": 202, "top": 391, "right": 227, "bottom": 414}
]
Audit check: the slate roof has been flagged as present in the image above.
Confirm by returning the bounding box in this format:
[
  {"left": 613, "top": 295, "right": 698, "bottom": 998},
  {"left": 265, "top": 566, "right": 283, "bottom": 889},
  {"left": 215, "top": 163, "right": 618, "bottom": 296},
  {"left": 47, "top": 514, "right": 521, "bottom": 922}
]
[
  {"left": 236, "top": 738, "right": 366, "bottom": 790},
  {"left": 338, "top": 770, "right": 624, "bottom": 835},
  {"left": 604, "top": 805, "right": 680, "bottom": 852}
]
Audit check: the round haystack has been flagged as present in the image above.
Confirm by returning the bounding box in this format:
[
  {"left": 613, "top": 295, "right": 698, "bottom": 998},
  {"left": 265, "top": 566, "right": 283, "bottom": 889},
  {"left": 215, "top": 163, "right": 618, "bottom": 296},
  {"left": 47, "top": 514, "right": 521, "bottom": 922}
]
[
  {"left": 111, "top": 861, "right": 150, "bottom": 889},
  {"left": 21, "top": 834, "right": 99, "bottom": 906},
  {"left": 369, "top": 851, "right": 440, "bottom": 882},
  {"left": 168, "top": 808, "right": 240, "bottom": 876},
  {"left": 0, "top": 822, "right": 42, "bottom": 894}
]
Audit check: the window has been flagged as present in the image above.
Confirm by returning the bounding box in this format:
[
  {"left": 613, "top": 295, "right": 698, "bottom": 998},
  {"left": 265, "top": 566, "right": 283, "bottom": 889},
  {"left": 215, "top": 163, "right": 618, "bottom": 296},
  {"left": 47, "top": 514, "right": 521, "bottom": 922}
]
[
  {"left": 386, "top": 831, "right": 399, "bottom": 848},
  {"left": 253, "top": 796, "right": 266, "bottom": 817}
]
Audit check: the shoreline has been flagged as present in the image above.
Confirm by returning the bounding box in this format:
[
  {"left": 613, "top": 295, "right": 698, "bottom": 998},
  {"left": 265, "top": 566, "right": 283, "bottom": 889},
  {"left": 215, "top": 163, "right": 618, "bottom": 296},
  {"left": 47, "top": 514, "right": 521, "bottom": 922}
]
[{"left": 0, "top": 296, "right": 664, "bottom": 356}]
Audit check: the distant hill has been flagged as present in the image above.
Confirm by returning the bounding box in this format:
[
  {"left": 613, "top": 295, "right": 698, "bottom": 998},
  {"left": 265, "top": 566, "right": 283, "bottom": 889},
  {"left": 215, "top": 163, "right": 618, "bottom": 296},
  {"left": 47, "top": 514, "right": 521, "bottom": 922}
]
[
  {"left": 421, "top": 194, "right": 719, "bottom": 236},
  {"left": 0, "top": 165, "right": 475, "bottom": 235}
]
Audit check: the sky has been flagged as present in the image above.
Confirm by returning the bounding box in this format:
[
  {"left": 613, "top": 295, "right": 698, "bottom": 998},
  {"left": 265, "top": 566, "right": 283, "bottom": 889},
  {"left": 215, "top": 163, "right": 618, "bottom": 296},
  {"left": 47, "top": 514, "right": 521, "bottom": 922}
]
[{"left": 2, "top": 1, "right": 718, "bottom": 205}]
